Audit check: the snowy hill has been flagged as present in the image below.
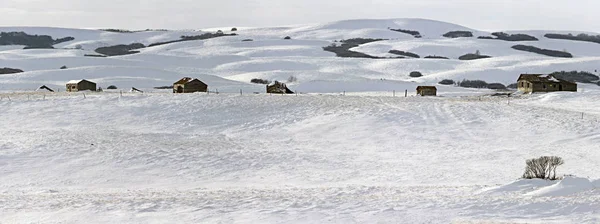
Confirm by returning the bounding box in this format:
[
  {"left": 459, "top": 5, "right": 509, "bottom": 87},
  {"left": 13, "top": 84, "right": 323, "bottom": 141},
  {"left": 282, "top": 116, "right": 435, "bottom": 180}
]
[
  {"left": 2, "top": 91, "right": 600, "bottom": 223},
  {"left": 2, "top": 18, "right": 600, "bottom": 223},
  {"left": 1, "top": 18, "right": 600, "bottom": 93}
]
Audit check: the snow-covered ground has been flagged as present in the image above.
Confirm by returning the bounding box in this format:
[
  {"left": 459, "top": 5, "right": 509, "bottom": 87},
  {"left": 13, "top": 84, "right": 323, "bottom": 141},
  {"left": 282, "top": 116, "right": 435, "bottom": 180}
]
[
  {"left": 1, "top": 90, "right": 600, "bottom": 223},
  {"left": 2, "top": 18, "right": 600, "bottom": 223},
  {"left": 1, "top": 18, "right": 600, "bottom": 92}
]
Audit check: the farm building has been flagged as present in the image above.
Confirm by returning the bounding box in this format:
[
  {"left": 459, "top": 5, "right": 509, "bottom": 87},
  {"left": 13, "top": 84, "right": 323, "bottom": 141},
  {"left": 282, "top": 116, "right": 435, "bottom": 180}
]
[
  {"left": 37, "top": 85, "right": 54, "bottom": 92},
  {"left": 517, "top": 74, "right": 577, "bottom": 93},
  {"left": 66, "top": 79, "right": 96, "bottom": 92},
  {"left": 173, "top": 77, "right": 208, "bottom": 93},
  {"left": 267, "top": 81, "right": 294, "bottom": 94},
  {"left": 416, "top": 86, "right": 437, "bottom": 96}
]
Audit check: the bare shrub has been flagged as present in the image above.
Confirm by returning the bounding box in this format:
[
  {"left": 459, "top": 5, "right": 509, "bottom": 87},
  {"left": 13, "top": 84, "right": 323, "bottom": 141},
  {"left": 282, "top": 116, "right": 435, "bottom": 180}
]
[
  {"left": 486, "top": 83, "right": 506, "bottom": 90},
  {"left": 522, "top": 156, "right": 564, "bottom": 180},
  {"left": 409, "top": 71, "right": 423, "bottom": 77},
  {"left": 251, "top": 78, "right": 270, "bottom": 84},
  {"left": 438, "top": 79, "right": 455, "bottom": 85}
]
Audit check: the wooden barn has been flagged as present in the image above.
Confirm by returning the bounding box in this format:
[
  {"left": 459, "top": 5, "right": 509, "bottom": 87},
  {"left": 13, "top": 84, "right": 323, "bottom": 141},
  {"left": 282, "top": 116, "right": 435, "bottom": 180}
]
[
  {"left": 173, "top": 77, "right": 208, "bottom": 93},
  {"left": 416, "top": 86, "right": 437, "bottom": 96},
  {"left": 66, "top": 79, "right": 96, "bottom": 92},
  {"left": 517, "top": 74, "right": 577, "bottom": 93},
  {"left": 267, "top": 81, "right": 294, "bottom": 94}
]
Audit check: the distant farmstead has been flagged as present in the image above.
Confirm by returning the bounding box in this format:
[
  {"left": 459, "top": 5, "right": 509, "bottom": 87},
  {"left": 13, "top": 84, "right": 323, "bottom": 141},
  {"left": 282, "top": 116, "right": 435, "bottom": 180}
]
[
  {"left": 416, "top": 86, "right": 437, "bottom": 96},
  {"left": 173, "top": 77, "right": 208, "bottom": 93},
  {"left": 267, "top": 81, "right": 294, "bottom": 94},
  {"left": 517, "top": 74, "right": 577, "bottom": 93},
  {"left": 66, "top": 79, "right": 96, "bottom": 92}
]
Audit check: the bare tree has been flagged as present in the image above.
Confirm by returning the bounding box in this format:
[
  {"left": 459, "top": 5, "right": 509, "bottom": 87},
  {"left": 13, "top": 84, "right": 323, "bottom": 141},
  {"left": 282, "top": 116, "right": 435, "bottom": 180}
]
[{"left": 522, "top": 156, "right": 564, "bottom": 180}]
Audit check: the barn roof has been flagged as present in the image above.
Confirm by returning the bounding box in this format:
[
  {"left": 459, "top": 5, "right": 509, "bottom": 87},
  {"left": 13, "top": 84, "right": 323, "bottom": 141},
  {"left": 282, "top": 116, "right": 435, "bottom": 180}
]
[
  {"left": 174, "top": 77, "right": 203, "bottom": 85},
  {"left": 268, "top": 81, "right": 287, "bottom": 87},
  {"left": 37, "top": 85, "right": 54, "bottom": 92},
  {"left": 67, "top": 80, "right": 83, "bottom": 84},
  {"left": 417, "top": 86, "right": 437, "bottom": 90},
  {"left": 518, "top": 74, "right": 575, "bottom": 84},
  {"left": 66, "top": 79, "right": 95, "bottom": 84}
]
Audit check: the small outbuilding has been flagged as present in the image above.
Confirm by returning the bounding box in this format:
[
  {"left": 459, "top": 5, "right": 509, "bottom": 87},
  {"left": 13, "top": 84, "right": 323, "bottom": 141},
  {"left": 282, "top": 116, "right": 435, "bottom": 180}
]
[
  {"left": 173, "top": 77, "right": 208, "bottom": 93},
  {"left": 66, "top": 79, "right": 96, "bottom": 92},
  {"left": 37, "top": 85, "right": 54, "bottom": 92},
  {"left": 267, "top": 81, "right": 294, "bottom": 94},
  {"left": 416, "top": 86, "right": 437, "bottom": 96},
  {"left": 517, "top": 74, "right": 577, "bottom": 93},
  {"left": 130, "top": 87, "right": 143, "bottom": 93}
]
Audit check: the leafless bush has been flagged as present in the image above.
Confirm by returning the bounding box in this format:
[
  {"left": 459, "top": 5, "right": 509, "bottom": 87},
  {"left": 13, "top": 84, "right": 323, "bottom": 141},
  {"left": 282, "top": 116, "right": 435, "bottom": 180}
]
[
  {"left": 251, "top": 78, "right": 270, "bottom": 84},
  {"left": 522, "top": 156, "right": 564, "bottom": 180}
]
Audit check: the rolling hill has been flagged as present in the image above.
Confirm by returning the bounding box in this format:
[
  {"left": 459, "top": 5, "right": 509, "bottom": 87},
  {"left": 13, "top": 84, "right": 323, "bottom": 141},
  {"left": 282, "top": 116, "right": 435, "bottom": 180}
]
[{"left": 1, "top": 18, "right": 600, "bottom": 93}]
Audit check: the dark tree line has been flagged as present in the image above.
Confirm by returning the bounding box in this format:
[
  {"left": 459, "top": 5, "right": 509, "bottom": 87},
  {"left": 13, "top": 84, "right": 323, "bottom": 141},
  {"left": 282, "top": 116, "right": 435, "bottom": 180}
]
[
  {"left": 95, "top": 43, "right": 146, "bottom": 56},
  {"left": 0, "top": 32, "right": 75, "bottom": 49},
  {"left": 545, "top": 33, "right": 600, "bottom": 44},
  {"left": 511, "top": 45, "right": 573, "bottom": 58},
  {"left": 443, "top": 31, "right": 473, "bottom": 38}
]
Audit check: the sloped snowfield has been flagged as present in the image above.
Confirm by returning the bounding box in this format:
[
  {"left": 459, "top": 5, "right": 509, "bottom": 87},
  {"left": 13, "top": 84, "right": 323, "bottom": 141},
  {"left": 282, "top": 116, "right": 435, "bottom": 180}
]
[
  {"left": 2, "top": 18, "right": 600, "bottom": 92},
  {"left": 1, "top": 91, "right": 599, "bottom": 223},
  {"left": 2, "top": 18, "right": 600, "bottom": 223}
]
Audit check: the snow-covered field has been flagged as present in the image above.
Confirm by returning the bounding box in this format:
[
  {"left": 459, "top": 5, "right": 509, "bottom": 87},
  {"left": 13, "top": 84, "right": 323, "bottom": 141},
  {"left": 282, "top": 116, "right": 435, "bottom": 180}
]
[
  {"left": 1, "top": 91, "right": 600, "bottom": 223},
  {"left": 2, "top": 18, "right": 600, "bottom": 223}
]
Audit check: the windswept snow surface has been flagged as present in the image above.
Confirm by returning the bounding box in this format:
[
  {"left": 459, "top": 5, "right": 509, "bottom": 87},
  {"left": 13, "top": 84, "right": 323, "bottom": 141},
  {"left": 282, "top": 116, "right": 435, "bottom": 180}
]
[
  {"left": 2, "top": 18, "right": 600, "bottom": 92},
  {"left": 2, "top": 18, "right": 600, "bottom": 223},
  {"left": 1, "top": 91, "right": 600, "bottom": 223}
]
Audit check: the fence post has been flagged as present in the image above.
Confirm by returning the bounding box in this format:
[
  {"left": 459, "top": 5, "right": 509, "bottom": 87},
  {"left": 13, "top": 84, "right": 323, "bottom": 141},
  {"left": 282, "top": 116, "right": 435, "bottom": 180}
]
[
  {"left": 240, "top": 89, "right": 242, "bottom": 96},
  {"left": 393, "top": 90, "right": 395, "bottom": 97},
  {"left": 405, "top": 90, "right": 407, "bottom": 97},
  {"left": 216, "top": 89, "right": 219, "bottom": 95},
  {"left": 120, "top": 90, "right": 122, "bottom": 97},
  {"left": 83, "top": 93, "right": 86, "bottom": 99},
  {"left": 343, "top": 91, "right": 345, "bottom": 96}
]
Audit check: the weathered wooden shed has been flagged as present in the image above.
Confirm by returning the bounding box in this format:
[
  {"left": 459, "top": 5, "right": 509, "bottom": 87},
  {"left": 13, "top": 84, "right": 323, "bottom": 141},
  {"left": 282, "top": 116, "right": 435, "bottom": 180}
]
[
  {"left": 517, "top": 74, "right": 577, "bottom": 93},
  {"left": 267, "top": 81, "right": 294, "bottom": 94},
  {"left": 66, "top": 79, "right": 96, "bottom": 92},
  {"left": 416, "top": 86, "right": 437, "bottom": 96},
  {"left": 173, "top": 77, "right": 208, "bottom": 93}
]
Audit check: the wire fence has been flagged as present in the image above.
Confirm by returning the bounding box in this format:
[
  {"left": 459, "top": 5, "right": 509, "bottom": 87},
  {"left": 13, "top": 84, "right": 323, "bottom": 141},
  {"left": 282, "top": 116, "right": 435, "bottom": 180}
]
[
  {"left": 1, "top": 89, "right": 599, "bottom": 123},
  {"left": 0, "top": 89, "right": 421, "bottom": 101}
]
